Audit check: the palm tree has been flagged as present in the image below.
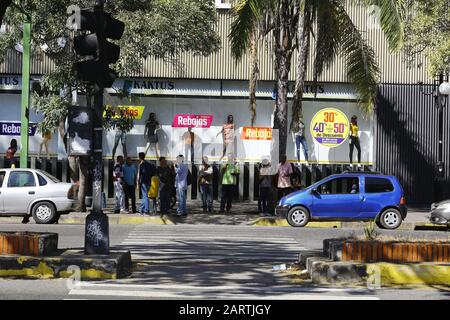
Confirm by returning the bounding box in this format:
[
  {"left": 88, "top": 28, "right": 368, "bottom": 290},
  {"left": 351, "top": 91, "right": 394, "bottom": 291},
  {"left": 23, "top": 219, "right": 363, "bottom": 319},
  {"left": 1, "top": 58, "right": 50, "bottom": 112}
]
[
  {"left": 230, "top": 0, "right": 297, "bottom": 156},
  {"left": 229, "top": 0, "right": 404, "bottom": 158}
]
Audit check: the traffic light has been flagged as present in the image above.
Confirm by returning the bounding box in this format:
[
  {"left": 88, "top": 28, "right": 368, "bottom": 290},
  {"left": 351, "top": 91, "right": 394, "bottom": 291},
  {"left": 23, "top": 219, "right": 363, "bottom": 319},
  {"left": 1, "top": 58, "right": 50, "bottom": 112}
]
[{"left": 73, "top": 5, "right": 124, "bottom": 90}]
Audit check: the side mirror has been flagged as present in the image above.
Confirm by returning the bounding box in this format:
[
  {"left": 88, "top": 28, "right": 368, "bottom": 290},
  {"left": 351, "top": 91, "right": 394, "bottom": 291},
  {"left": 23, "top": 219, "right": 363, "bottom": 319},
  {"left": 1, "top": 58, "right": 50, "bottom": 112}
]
[{"left": 311, "top": 188, "right": 318, "bottom": 195}]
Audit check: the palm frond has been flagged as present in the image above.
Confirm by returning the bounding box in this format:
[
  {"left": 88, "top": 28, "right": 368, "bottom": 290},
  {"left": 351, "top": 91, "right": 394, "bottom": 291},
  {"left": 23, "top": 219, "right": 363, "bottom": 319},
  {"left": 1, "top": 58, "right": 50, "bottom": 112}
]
[
  {"left": 354, "top": 0, "right": 404, "bottom": 51},
  {"left": 229, "top": 0, "right": 267, "bottom": 60},
  {"left": 312, "top": 0, "right": 341, "bottom": 95},
  {"left": 336, "top": 3, "right": 380, "bottom": 114}
]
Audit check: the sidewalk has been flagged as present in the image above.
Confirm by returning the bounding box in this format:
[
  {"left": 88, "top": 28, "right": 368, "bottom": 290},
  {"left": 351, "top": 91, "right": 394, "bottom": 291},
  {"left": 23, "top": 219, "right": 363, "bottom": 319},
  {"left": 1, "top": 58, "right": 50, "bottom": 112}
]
[{"left": 0, "top": 201, "right": 437, "bottom": 229}]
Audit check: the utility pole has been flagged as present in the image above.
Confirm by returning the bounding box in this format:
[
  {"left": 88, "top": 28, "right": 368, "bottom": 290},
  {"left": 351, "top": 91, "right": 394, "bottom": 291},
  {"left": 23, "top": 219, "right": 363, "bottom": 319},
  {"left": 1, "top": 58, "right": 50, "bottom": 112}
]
[{"left": 19, "top": 17, "right": 31, "bottom": 168}]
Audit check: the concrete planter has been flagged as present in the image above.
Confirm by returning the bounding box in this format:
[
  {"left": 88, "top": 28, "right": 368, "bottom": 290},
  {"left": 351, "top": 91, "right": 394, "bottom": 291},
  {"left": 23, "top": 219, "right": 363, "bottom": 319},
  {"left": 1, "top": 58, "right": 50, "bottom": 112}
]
[
  {"left": 0, "top": 232, "right": 58, "bottom": 256},
  {"left": 342, "top": 240, "right": 450, "bottom": 263}
]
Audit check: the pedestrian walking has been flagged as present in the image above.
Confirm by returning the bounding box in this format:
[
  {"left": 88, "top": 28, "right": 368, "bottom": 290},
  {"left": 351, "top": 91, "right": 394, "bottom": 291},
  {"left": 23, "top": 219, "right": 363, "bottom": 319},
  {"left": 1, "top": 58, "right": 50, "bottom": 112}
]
[
  {"left": 258, "top": 158, "right": 273, "bottom": 214},
  {"left": 198, "top": 156, "right": 213, "bottom": 212},
  {"left": 175, "top": 155, "right": 189, "bottom": 216},
  {"left": 113, "top": 155, "right": 125, "bottom": 214},
  {"left": 122, "top": 156, "right": 137, "bottom": 213},
  {"left": 219, "top": 154, "right": 240, "bottom": 213},
  {"left": 277, "top": 155, "right": 293, "bottom": 200},
  {"left": 156, "top": 157, "right": 174, "bottom": 214},
  {"left": 137, "top": 152, "right": 155, "bottom": 215}
]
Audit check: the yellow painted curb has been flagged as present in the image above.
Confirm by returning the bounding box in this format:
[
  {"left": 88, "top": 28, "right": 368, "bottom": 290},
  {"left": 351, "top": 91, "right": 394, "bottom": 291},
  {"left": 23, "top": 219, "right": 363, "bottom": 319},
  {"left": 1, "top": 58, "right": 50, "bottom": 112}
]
[
  {"left": 117, "top": 215, "right": 175, "bottom": 225},
  {"left": 368, "top": 263, "right": 450, "bottom": 285},
  {"left": 251, "top": 218, "right": 342, "bottom": 228}
]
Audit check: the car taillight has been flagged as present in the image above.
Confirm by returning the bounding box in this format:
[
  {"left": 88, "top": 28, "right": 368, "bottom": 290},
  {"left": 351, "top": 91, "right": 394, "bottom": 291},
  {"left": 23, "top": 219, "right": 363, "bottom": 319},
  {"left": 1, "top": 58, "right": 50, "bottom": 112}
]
[
  {"left": 67, "top": 184, "right": 79, "bottom": 200},
  {"left": 400, "top": 197, "right": 406, "bottom": 205}
]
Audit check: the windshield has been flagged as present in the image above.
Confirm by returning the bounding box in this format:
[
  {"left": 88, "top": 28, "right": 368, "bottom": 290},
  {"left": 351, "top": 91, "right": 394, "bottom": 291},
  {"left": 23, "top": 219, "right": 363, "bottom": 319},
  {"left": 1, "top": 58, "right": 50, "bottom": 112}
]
[{"left": 38, "top": 170, "right": 60, "bottom": 183}]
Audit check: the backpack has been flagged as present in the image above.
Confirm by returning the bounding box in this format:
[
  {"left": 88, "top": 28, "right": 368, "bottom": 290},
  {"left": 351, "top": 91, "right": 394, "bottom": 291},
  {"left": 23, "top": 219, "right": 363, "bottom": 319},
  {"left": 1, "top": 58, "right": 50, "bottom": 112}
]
[{"left": 187, "top": 169, "right": 192, "bottom": 186}]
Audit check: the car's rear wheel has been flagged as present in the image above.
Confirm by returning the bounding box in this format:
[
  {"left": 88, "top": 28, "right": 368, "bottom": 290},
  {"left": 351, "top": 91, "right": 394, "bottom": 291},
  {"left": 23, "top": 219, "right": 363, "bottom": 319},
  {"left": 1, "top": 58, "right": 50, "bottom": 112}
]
[
  {"left": 379, "top": 208, "right": 402, "bottom": 229},
  {"left": 287, "top": 206, "right": 310, "bottom": 227},
  {"left": 32, "top": 201, "right": 57, "bottom": 224}
]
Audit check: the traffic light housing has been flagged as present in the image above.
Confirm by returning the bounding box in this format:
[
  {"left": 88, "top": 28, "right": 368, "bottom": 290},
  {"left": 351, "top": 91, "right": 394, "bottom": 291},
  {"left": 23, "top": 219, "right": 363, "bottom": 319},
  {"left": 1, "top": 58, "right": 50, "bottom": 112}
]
[{"left": 73, "top": 6, "right": 124, "bottom": 90}]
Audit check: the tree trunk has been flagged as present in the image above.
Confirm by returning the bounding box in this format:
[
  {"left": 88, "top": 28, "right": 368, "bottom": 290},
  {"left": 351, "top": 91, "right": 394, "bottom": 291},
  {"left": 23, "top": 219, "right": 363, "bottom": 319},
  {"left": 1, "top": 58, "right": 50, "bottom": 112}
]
[
  {"left": 249, "top": 30, "right": 259, "bottom": 127},
  {"left": 273, "top": 0, "right": 295, "bottom": 160},
  {"left": 291, "top": 1, "right": 311, "bottom": 131}
]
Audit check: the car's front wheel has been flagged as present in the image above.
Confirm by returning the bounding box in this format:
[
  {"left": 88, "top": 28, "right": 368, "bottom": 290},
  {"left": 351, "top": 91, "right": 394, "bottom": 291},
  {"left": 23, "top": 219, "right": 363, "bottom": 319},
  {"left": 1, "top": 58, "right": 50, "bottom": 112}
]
[
  {"left": 378, "top": 208, "right": 402, "bottom": 229},
  {"left": 32, "top": 201, "right": 57, "bottom": 224},
  {"left": 287, "top": 206, "right": 310, "bottom": 227}
]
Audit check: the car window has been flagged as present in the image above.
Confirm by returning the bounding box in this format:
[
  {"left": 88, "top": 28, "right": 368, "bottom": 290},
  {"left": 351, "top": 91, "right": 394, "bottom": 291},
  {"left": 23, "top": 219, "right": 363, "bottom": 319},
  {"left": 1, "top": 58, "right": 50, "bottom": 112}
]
[
  {"left": 317, "top": 177, "right": 359, "bottom": 195},
  {"left": 0, "top": 171, "right": 5, "bottom": 187},
  {"left": 7, "top": 171, "right": 36, "bottom": 188},
  {"left": 365, "top": 177, "right": 394, "bottom": 193},
  {"left": 38, "top": 170, "right": 60, "bottom": 183},
  {"left": 37, "top": 173, "right": 48, "bottom": 186}
]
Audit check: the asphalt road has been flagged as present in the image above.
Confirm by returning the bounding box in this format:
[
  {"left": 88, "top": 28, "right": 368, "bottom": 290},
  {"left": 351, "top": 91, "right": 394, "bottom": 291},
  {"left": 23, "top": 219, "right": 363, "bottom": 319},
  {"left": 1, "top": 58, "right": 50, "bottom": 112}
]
[{"left": 0, "top": 223, "right": 449, "bottom": 300}]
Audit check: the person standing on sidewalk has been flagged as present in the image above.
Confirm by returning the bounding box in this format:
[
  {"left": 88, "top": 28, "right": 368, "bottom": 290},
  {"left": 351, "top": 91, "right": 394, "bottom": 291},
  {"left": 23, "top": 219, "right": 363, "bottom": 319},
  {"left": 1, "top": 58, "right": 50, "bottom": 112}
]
[
  {"left": 219, "top": 154, "right": 240, "bottom": 213},
  {"left": 198, "top": 156, "right": 213, "bottom": 213},
  {"left": 122, "top": 156, "right": 137, "bottom": 213},
  {"left": 175, "top": 155, "right": 188, "bottom": 216},
  {"left": 277, "top": 155, "right": 293, "bottom": 200},
  {"left": 258, "top": 158, "right": 273, "bottom": 214},
  {"left": 137, "top": 152, "right": 155, "bottom": 215},
  {"left": 156, "top": 156, "right": 174, "bottom": 215},
  {"left": 113, "top": 155, "right": 125, "bottom": 214}
]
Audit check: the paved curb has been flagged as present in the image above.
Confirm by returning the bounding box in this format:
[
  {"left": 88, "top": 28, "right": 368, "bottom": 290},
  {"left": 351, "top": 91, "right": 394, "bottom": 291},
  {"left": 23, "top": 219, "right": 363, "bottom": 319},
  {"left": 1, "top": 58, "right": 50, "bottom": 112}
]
[
  {"left": 0, "top": 250, "right": 132, "bottom": 279},
  {"left": 299, "top": 243, "right": 450, "bottom": 286},
  {"left": 251, "top": 217, "right": 342, "bottom": 228},
  {"left": 60, "top": 214, "right": 175, "bottom": 225}
]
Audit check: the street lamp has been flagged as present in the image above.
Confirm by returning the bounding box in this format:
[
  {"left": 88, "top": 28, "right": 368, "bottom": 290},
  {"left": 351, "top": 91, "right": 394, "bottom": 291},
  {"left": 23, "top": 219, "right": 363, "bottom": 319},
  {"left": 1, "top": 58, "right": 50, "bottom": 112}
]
[
  {"left": 419, "top": 73, "right": 449, "bottom": 201},
  {"left": 439, "top": 81, "right": 450, "bottom": 96}
]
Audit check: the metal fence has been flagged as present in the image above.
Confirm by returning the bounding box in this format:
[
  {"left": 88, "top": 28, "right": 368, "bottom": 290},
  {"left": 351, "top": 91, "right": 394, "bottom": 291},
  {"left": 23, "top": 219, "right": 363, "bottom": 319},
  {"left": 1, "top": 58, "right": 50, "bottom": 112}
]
[{"left": 1, "top": 156, "right": 373, "bottom": 202}]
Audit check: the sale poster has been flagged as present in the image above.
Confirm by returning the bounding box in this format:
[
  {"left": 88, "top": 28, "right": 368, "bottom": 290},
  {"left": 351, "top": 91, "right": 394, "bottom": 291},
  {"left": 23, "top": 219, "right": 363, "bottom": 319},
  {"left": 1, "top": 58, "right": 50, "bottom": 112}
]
[{"left": 310, "top": 108, "right": 349, "bottom": 147}]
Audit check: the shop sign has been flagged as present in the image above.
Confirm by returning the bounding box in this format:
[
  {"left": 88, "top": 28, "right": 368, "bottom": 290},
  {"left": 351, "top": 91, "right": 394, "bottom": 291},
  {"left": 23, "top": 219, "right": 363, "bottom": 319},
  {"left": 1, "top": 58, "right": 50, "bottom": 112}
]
[
  {"left": 0, "top": 122, "right": 37, "bottom": 136},
  {"left": 241, "top": 127, "right": 273, "bottom": 140},
  {"left": 310, "top": 108, "right": 349, "bottom": 147},
  {"left": 103, "top": 105, "right": 145, "bottom": 120},
  {"left": 0, "top": 75, "right": 21, "bottom": 90},
  {"left": 172, "top": 114, "right": 213, "bottom": 128}
]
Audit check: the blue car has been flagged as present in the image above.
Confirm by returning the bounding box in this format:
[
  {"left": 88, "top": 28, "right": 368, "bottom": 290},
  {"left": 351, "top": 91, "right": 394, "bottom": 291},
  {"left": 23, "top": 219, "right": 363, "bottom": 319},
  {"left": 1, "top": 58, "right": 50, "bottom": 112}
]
[{"left": 276, "top": 172, "right": 407, "bottom": 229}]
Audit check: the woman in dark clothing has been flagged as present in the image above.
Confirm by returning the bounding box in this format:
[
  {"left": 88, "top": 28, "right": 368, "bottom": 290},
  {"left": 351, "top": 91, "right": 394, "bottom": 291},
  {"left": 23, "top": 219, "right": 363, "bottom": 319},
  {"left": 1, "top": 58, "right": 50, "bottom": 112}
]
[{"left": 6, "top": 139, "right": 18, "bottom": 168}]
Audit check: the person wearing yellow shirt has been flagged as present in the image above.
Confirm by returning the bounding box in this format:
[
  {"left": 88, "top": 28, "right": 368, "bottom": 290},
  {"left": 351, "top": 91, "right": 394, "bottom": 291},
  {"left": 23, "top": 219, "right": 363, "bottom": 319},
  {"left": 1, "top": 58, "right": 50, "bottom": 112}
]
[{"left": 349, "top": 115, "right": 361, "bottom": 166}]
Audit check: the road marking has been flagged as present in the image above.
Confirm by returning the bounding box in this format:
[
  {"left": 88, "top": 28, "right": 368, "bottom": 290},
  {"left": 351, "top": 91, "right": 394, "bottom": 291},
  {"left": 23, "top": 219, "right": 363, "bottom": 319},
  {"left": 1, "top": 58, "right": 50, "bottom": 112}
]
[{"left": 68, "top": 289, "right": 379, "bottom": 300}]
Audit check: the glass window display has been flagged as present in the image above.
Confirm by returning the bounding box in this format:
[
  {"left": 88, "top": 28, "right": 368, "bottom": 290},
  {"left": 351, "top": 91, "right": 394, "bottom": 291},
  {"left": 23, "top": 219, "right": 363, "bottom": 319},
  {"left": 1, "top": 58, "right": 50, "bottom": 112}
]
[{"left": 144, "top": 112, "right": 161, "bottom": 158}]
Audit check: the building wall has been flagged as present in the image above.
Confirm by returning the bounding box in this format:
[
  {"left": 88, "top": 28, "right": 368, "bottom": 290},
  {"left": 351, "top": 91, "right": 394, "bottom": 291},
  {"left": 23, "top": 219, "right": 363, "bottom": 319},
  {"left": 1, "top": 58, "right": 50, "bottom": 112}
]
[
  {"left": 0, "top": 3, "right": 431, "bottom": 84},
  {"left": 376, "top": 84, "right": 450, "bottom": 206},
  {"left": 0, "top": 80, "right": 373, "bottom": 165}
]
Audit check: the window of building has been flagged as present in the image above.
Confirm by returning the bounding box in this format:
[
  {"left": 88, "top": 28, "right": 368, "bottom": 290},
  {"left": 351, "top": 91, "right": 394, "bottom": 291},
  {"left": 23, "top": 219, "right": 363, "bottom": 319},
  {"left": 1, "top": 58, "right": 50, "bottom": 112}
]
[{"left": 365, "top": 177, "right": 394, "bottom": 193}]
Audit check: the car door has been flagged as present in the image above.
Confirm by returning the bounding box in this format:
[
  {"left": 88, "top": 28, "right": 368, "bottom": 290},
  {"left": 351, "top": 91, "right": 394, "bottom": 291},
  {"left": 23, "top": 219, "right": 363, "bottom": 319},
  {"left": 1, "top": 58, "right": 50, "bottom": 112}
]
[
  {"left": 359, "top": 176, "right": 396, "bottom": 218},
  {"left": 0, "top": 171, "right": 6, "bottom": 213},
  {"left": 2, "top": 170, "right": 38, "bottom": 213},
  {"left": 311, "top": 176, "right": 362, "bottom": 218}
]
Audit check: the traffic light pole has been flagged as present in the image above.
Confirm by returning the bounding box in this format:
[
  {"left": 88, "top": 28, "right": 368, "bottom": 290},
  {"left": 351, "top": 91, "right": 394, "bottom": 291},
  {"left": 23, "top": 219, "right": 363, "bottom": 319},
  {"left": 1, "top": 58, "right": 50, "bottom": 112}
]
[{"left": 84, "top": 0, "right": 109, "bottom": 255}]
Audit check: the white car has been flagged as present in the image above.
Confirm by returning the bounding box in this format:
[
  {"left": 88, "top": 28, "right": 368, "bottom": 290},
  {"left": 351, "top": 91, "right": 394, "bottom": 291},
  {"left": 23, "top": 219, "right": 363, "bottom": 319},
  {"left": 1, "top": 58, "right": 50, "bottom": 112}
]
[{"left": 0, "top": 168, "right": 75, "bottom": 224}]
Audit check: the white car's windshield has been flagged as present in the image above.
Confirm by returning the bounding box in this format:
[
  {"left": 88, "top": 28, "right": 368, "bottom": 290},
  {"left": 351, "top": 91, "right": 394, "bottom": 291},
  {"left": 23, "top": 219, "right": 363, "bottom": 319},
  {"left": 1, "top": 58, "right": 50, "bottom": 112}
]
[{"left": 38, "top": 170, "right": 60, "bottom": 183}]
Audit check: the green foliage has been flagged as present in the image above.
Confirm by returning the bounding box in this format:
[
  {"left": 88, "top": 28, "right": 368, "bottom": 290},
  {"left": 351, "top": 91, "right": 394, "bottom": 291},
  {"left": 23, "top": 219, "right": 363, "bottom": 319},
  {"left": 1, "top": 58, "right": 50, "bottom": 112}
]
[
  {"left": 364, "top": 220, "right": 379, "bottom": 241},
  {"left": 0, "top": 0, "right": 221, "bottom": 132},
  {"left": 401, "top": 0, "right": 450, "bottom": 77}
]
